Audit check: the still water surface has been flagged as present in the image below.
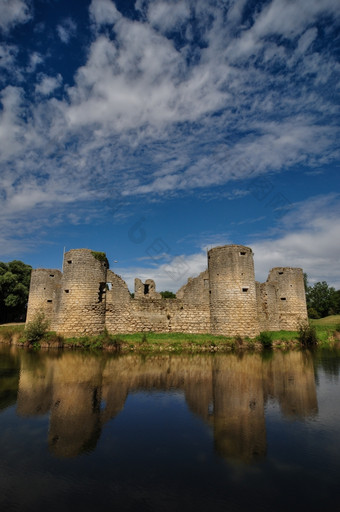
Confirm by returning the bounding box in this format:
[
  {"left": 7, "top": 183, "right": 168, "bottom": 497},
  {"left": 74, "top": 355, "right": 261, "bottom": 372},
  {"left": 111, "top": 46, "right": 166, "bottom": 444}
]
[{"left": 0, "top": 345, "right": 339, "bottom": 512}]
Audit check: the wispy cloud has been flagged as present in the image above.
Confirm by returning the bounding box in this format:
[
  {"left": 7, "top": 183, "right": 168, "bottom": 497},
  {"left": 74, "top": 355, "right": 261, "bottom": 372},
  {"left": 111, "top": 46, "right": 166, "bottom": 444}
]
[
  {"left": 0, "top": 0, "right": 339, "bottom": 265},
  {"left": 56, "top": 18, "right": 77, "bottom": 44},
  {"left": 114, "top": 194, "right": 340, "bottom": 291},
  {"left": 0, "top": 0, "right": 31, "bottom": 34},
  {"left": 35, "top": 73, "right": 63, "bottom": 96}
]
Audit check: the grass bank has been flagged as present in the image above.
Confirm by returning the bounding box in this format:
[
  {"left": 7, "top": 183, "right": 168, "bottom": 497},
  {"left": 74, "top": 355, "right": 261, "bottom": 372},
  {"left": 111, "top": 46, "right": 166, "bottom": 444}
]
[{"left": 1, "top": 317, "right": 339, "bottom": 353}]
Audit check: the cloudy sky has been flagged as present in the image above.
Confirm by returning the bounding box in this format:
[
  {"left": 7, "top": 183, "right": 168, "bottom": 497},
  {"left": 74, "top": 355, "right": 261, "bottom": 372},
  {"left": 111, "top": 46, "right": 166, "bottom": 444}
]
[{"left": 0, "top": 0, "right": 339, "bottom": 291}]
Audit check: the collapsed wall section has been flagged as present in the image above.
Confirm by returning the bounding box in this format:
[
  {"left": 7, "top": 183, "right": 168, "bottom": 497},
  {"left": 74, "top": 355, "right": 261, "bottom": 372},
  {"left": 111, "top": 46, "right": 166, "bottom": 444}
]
[
  {"left": 26, "top": 269, "right": 62, "bottom": 327},
  {"left": 105, "top": 270, "right": 132, "bottom": 333},
  {"left": 266, "top": 267, "right": 308, "bottom": 330},
  {"left": 105, "top": 270, "right": 210, "bottom": 334},
  {"left": 55, "top": 249, "right": 108, "bottom": 336},
  {"left": 208, "top": 245, "right": 260, "bottom": 337}
]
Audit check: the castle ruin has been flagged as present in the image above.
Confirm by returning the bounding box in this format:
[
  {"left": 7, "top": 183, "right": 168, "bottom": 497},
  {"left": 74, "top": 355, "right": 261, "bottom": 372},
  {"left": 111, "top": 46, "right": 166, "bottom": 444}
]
[{"left": 26, "top": 245, "right": 308, "bottom": 338}]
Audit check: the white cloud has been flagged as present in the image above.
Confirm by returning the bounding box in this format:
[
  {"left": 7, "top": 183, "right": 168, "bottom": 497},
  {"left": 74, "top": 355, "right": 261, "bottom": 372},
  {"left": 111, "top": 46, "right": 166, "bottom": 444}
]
[
  {"left": 0, "top": 0, "right": 31, "bottom": 33},
  {"left": 115, "top": 194, "right": 340, "bottom": 292},
  {"left": 0, "top": 0, "right": 339, "bottom": 267},
  {"left": 57, "top": 18, "right": 77, "bottom": 44},
  {"left": 35, "top": 74, "right": 62, "bottom": 96},
  {"left": 146, "top": 0, "right": 190, "bottom": 33},
  {"left": 0, "top": 86, "right": 26, "bottom": 161},
  {"left": 115, "top": 249, "right": 207, "bottom": 293},
  {"left": 252, "top": 0, "right": 340, "bottom": 40},
  {"left": 27, "top": 52, "right": 44, "bottom": 73},
  {"left": 251, "top": 194, "right": 340, "bottom": 288},
  {"left": 0, "top": 43, "right": 17, "bottom": 71},
  {"left": 89, "top": 0, "right": 122, "bottom": 26}
]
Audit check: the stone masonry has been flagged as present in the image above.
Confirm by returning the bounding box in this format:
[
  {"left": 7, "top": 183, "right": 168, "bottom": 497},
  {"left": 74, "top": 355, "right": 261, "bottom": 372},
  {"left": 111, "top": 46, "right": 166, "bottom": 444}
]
[{"left": 26, "top": 245, "right": 308, "bottom": 337}]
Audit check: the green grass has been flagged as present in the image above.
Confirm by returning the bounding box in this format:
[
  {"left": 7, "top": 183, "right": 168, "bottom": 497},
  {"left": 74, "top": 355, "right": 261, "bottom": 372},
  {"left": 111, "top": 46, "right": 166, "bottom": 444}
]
[
  {"left": 1, "top": 321, "right": 339, "bottom": 352},
  {"left": 310, "top": 315, "right": 340, "bottom": 326}
]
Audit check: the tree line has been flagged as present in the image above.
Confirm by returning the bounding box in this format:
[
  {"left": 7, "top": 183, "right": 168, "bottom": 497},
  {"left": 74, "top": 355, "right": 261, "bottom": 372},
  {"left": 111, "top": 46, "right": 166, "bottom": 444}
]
[
  {"left": 0, "top": 261, "right": 32, "bottom": 324},
  {"left": 304, "top": 274, "right": 340, "bottom": 319}
]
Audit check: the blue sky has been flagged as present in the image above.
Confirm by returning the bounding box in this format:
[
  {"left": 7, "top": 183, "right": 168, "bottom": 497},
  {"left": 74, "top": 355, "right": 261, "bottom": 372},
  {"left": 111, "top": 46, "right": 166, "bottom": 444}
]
[{"left": 0, "top": 0, "right": 339, "bottom": 292}]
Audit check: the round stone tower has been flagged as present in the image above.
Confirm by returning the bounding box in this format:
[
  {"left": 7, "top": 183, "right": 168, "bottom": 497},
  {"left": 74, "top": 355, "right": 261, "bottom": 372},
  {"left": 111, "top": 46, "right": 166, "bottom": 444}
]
[
  {"left": 208, "top": 245, "right": 260, "bottom": 337},
  {"left": 26, "top": 269, "right": 62, "bottom": 328},
  {"left": 267, "top": 267, "right": 308, "bottom": 330},
  {"left": 55, "top": 249, "right": 108, "bottom": 336}
]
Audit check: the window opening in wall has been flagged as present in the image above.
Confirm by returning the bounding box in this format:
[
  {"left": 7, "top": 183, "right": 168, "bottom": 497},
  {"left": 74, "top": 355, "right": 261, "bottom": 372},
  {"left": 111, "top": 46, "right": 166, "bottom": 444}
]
[
  {"left": 47, "top": 300, "right": 52, "bottom": 303},
  {"left": 242, "top": 287, "right": 249, "bottom": 292},
  {"left": 98, "top": 282, "right": 106, "bottom": 303},
  {"left": 278, "top": 271, "right": 283, "bottom": 275},
  {"left": 106, "top": 282, "right": 112, "bottom": 291},
  {"left": 64, "top": 289, "right": 69, "bottom": 293},
  {"left": 67, "top": 260, "right": 72, "bottom": 264},
  {"left": 281, "top": 297, "right": 286, "bottom": 301},
  {"left": 49, "top": 274, "right": 54, "bottom": 278},
  {"left": 204, "top": 279, "right": 209, "bottom": 289},
  {"left": 240, "top": 252, "right": 246, "bottom": 255},
  {"left": 144, "top": 284, "right": 149, "bottom": 295}
]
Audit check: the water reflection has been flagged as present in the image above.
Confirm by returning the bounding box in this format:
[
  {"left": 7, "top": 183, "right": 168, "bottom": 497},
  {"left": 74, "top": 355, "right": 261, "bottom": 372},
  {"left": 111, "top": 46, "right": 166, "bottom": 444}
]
[{"left": 1, "top": 347, "right": 319, "bottom": 462}]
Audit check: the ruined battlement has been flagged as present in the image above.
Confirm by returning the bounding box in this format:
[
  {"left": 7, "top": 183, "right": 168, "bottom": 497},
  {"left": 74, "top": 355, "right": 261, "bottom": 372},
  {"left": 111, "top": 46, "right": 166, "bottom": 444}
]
[{"left": 26, "top": 245, "right": 308, "bottom": 337}]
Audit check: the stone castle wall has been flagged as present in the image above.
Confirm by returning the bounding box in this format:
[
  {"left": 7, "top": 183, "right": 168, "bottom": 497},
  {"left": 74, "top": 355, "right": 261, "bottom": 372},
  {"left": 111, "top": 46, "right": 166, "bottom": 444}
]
[
  {"left": 26, "top": 269, "right": 62, "bottom": 325},
  {"left": 266, "top": 267, "right": 308, "bottom": 331},
  {"left": 208, "top": 246, "right": 260, "bottom": 337},
  {"left": 26, "top": 245, "right": 308, "bottom": 337},
  {"left": 53, "top": 249, "right": 108, "bottom": 336},
  {"left": 105, "top": 269, "right": 211, "bottom": 334}
]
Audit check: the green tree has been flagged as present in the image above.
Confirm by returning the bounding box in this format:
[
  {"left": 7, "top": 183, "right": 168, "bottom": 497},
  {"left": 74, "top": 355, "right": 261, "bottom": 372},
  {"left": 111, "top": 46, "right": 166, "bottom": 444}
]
[
  {"left": 306, "top": 281, "right": 336, "bottom": 318},
  {"left": 160, "top": 291, "right": 176, "bottom": 299},
  {"left": 0, "top": 260, "right": 32, "bottom": 323}
]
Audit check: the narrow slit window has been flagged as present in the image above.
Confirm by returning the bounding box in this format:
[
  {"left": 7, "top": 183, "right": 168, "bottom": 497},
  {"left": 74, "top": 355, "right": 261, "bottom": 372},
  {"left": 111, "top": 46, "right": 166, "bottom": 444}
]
[
  {"left": 278, "top": 271, "right": 283, "bottom": 275},
  {"left": 144, "top": 284, "right": 150, "bottom": 295},
  {"left": 64, "top": 289, "right": 69, "bottom": 293},
  {"left": 49, "top": 274, "right": 54, "bottom": 278},
  {"left": 281, "top": 297, "right": 286, "bottom": 301},
  {"left": 242, "top": 287, "right": 249, "bottom": 292},
  {"left": 47, "top": 299, "right": 52, "bottom": 303},
  {"left": 67, "top": 260, "right": 72, "bottom": 264},
  {"left": 240, "top": 251, "right": 246, "bottom": 256}
]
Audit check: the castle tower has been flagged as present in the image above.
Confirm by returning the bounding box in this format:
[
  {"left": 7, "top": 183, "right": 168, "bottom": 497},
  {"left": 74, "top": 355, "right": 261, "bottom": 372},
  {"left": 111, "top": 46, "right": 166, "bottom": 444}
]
[
  {"left": 208, "top": 245, "right": 260, "bottom": 337},
  {"left": 266, "top": 267, "right": 308, "bottom": 330},
  {"left": 26, "top": 269, "right": 62, "bottom": 328},
  {"left": 55, "top": 249, "right": 108, "bottom": 336}
]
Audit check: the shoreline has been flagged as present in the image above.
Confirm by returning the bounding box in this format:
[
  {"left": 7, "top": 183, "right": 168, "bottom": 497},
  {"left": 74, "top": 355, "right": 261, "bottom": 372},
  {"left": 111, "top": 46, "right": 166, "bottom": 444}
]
[{"left": 0, "top": 323, "right": 339, "bottom": 353}]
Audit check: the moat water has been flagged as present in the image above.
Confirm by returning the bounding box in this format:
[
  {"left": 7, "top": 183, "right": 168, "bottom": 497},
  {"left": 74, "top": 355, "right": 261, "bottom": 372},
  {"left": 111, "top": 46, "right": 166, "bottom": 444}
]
[{"left": 0, "top": 345, "right": 339, "bottom": 512}]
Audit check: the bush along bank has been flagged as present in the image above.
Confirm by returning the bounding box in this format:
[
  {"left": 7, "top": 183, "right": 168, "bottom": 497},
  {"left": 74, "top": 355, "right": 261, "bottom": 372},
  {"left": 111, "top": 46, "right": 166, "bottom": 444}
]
[{"left": 1, "top": 316, "right": 340, "bottom": 353}]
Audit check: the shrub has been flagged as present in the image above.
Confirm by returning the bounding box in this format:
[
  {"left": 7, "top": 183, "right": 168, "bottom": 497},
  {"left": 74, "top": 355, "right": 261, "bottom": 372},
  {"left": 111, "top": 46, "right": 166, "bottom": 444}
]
[
  {"left": 308, "top": 307, "right": 320, "bottom": 319},
  {"left": 24, "top": 313, "right": 49, "bottom": 345},
  {"left": 298, "top": 322, "right": 318, "bottom": 348},
  {"left": 234, "top": 335, "right": 243, "bottom": 348},
  {"left": 91, "top": 251, "right": 109, "bottom": 268},
  {"left": 258, "top": 332, "right": 272, "bottom": 349}
]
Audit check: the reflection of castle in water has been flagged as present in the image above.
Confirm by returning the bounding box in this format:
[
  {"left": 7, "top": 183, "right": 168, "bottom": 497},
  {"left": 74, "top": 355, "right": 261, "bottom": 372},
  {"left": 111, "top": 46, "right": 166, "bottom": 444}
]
[{"left": 14, "top": 351, "right": 318, "bottom": 462}]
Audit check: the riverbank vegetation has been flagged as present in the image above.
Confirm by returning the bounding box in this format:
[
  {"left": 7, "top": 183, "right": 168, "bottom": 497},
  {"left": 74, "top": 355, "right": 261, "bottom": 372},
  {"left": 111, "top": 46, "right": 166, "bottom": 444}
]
[{"left": 1, "top": 315, "right": 339, "bottom": 353}]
